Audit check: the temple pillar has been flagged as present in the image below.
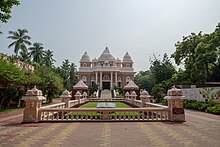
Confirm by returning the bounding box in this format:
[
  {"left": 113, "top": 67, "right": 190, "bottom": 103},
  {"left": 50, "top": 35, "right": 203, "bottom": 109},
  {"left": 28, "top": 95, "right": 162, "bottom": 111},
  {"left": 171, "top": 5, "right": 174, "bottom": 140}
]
[
  {"left": 95, "top": 72, "right": 98, "bottom": 84},
  {"left": 115, "top": 72, "right": 118, "bottom": 87},
  {"left": 21, "top": 86, "right": 46, "bottom": 123},
  {"left": 165, "top": 87, "right": 186, "bottom": 122},
  {"left": 100, "top": 71, "right": 102, "bottom": 90},
  {"left": 110, "top": 72, "right": 113, "bottom": 90}
]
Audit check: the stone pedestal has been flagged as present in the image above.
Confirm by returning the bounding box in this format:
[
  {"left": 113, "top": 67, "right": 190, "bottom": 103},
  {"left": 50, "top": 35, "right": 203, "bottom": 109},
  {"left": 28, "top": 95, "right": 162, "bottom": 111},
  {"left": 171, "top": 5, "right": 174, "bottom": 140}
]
[
  {"left": 75, "top": 91, "right": 82, "bottom": 104},
  {"left": 60, "top": 90, "right": 71, "bottom": 108},
  {"left": 82, "top": 91, "right": 88, "bottom": 101},
  {"left": 165, "top": 87, "right": 186, "bottom": 122},
  {"left": 21, "top": 86, "right": 45, "bottom": 123},
  {"left": 125, "top": 91, "right": 129, "bottom": 99},
  {"left": 140, "top": 90, "right": 151, "bottom": 107},
  {"left": 130, "top": 91, "right": 137, "bottom": 105}
]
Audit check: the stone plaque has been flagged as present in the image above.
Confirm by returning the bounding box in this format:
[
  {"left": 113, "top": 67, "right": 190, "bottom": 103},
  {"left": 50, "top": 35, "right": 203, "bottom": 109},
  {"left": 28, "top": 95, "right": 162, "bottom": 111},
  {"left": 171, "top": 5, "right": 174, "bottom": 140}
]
[{"left": 173, "top": 108, "right": 184, "bottom": 114}]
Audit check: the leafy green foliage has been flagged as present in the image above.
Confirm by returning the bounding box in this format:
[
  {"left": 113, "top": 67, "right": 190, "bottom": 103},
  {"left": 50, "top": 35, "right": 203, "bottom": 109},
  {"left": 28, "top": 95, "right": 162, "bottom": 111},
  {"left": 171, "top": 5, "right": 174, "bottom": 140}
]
[
  {"left": 0, "top": 57, "right": 26, "bottom": 84},
  {"left": 7, "top": 29, "right": 31, "bottom": 56},
  {"left": 55, "top": 59, "right": 77, "bottom": 91},
  {"left": 0, "top": 0, "right": 20, "bottom": 34},
  {"left": 29, "top": 42, "right": 45, "bottom": 64},
  {"left": 183, "top": 100, "right": 220, "bottom": 115},
  {"left": 0, "top": 57, "right": 30, "bottom": 109},
  {"left": 172, "top": 23, "right": 220, "bottom": 83},
  {"left": 135, "top": 53, "right": 176, "bottom": 101},
  {"left": 89, "top": 83, "right": 98, "bottom": 96},
  {"left": 34, "top": 66, "right": 64, "bottom": 103}
]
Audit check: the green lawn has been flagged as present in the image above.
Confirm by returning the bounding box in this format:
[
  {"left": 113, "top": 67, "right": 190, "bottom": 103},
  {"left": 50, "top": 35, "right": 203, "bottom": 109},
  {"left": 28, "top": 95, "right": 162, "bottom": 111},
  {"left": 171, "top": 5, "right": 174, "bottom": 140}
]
[
  {"left": 68, "top": 102, "right": 137, "bottom": 116},
  {"left": 80, "top": 102, "right": 130, "bottom": 108}
]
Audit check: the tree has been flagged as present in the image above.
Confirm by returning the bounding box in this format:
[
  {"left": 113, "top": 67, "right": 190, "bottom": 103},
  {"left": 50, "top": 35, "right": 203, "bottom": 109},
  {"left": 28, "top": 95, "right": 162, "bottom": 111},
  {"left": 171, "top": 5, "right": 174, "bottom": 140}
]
[
  {"left": 34, "top": 67, "right": 63, "bottom": 103},
  {"left": 19, "top": 50, "right": 31, "bottom": 62},
  {"left": 172, "top": 23, "right": 220, "bottom": 83},
  {"left": 0, "top": 0, "right": 20, "bottom": 34},
  {"left": 7, "top": 29, "right": 31, "bottom": 56},
  {"left": 0, "top": 57, "right": 26, "bottom": 109},
  {"left": 29, "top": 42, "right": 45, "bottom": 64},
  {"left": 60, "top": 59, "right": 71, "bottom": 90},
  {"left": 69, "top": 63, "right": 77, "bottom": 88},
  {"left": 134, "top": 70, "right": 153, "bottom": 92},
  {"left": 43, "top": 49, "right": 56, "bottom": 67},
  {"left": 150, "top": 53, "right": 176, "bottom": 84},
  {"left": 55, "top": 59, "right": 78, "bottom": 91}
]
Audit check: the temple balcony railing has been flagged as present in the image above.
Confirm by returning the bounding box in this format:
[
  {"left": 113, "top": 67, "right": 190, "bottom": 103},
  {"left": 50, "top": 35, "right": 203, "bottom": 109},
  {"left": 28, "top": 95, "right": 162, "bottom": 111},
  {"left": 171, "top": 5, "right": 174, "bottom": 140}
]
[{"left": 78, "top": 66, "right": 134, "bottom": 72}]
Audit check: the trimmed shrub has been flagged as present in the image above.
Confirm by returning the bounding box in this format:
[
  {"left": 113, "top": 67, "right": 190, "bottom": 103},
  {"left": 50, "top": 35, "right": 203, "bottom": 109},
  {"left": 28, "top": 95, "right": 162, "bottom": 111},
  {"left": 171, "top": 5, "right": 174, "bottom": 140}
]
[
  {"left": 184, "top": 99, "right": 220, "bottom": 115},
  {"left": 207, "top": 104, "right": 220, "bottom": 115}
]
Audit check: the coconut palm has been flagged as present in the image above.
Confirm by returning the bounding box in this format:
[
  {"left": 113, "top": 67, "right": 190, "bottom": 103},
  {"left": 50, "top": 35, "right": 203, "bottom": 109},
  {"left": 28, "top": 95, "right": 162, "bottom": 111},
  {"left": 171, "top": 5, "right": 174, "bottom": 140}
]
[
  {"left": 7, "top": 29, "right": 31, "bottom": 57},
  {"left": 19, "top": 50, "right": 31, "bottom": 62},
  {"left": 29, "top": 42, "right": 45, "bottom": 64},
  {"left": 44, "top": 49, "right": 56, "bottom": 67}
]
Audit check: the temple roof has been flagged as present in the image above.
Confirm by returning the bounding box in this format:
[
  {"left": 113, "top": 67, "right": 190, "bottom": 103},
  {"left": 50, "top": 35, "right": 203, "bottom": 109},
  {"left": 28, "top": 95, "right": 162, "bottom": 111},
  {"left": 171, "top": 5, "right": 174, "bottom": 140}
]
[
  {"left": 80, "top": 51, "right": 90, "bottom": 62},
  {"left": 124, "top": 80, "right": 139, "bottom": 90},
  {"left": 73, "top": 80, "right": 88, "bottom": 89},
  {"left": 98, "top": 47, "right": 115, "bottom": 61},
  {"left": 123, "top": 52, "right": 132, "bottom": 62}
]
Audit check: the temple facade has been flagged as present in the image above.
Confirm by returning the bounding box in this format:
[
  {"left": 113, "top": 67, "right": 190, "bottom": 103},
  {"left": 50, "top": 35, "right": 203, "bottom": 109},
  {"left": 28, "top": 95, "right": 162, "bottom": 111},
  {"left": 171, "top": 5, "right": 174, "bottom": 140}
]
[{"left": 77, "top": 47, "right": 135, "bottom": 90}]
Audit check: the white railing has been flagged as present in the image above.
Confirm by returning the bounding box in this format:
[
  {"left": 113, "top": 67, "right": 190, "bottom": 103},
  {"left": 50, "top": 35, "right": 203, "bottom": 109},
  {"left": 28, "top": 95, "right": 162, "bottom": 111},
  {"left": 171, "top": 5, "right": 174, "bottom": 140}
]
[
  {"left": 133, "top": 99, "right": 142, "bottom": 107},
  {"left": 38, "top": 107, "right": 169, "bottom": 122},
  {"left": 89, "top": 98, "right": 126, "bottom": 102},
  {"left": 41, "top": 102, "right": 66, "bottom": 109},
  {"left": 69, "top": 100, "right": 79, "bottom": 108},
  {"left": 145, "top": 102, "right": 168, "bottom": 108}
]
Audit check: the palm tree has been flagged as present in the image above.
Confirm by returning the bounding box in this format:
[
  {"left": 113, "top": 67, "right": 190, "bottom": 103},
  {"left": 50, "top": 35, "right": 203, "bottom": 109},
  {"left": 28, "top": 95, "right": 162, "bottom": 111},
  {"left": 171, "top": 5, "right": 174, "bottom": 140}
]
[
  {"left": 19, "top": 50, "right": 31, "bottom": 62},
  {"left": 44, "top": 49, "right": 56, "bottom": 67},
  {"left": 7, "top": 29, "right": 31, "bottom": 57},
  {"left": 29, "top": 42, "right": 45, "bottom": 64}
]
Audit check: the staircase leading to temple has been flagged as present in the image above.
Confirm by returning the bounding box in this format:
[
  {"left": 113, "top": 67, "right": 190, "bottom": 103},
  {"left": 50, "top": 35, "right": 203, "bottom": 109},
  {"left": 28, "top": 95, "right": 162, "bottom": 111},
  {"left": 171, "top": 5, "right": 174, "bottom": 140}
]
[{"left": 101, "top": 90, "right": 112, "bottom": 99}]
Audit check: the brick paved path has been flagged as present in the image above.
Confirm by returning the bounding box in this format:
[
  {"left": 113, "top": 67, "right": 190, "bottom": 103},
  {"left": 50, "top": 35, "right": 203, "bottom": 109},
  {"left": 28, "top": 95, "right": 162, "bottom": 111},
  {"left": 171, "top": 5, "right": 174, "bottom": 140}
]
[{"left": 0, "top": 109, "right": 220, "bottom": 147}]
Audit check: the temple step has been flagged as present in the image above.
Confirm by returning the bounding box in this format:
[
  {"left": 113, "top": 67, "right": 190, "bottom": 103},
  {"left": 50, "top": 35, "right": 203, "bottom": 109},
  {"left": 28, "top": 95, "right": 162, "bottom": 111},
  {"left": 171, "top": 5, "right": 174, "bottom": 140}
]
[{"left": 101, "top": 90, "right": 112, "bottom": 99}]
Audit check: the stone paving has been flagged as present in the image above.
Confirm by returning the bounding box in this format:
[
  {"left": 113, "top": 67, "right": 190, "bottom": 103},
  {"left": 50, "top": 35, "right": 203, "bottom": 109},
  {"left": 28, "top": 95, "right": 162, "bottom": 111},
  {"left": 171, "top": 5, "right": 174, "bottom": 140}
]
[{"left": 0, "top": 109, "right": 220, "bottom": 147}]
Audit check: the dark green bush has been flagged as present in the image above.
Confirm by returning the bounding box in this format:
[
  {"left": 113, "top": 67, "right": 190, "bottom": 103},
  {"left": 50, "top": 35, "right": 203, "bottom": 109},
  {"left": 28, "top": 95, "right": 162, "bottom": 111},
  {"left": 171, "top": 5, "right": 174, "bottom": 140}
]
[
  {"left": 184, "top": 99, "right": 220, "bottom": 115},
  {"left": 161, "top": 99, "right": 168, "bottom": 106},
  {"left": 207, "top": 104, "right": 220, "bottom": 115}
]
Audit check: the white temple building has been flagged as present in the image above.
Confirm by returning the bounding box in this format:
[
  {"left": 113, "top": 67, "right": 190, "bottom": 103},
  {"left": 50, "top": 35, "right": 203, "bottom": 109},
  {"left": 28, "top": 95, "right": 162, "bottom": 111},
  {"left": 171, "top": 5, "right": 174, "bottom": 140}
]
[{"left": 77, "top": 47, "right": 135, "bottom": 90}]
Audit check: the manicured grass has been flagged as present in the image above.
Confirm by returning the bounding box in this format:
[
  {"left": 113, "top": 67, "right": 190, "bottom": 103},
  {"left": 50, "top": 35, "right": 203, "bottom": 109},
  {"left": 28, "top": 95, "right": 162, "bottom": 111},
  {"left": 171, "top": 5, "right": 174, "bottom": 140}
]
[{"left": 80, "top": 102, "right": 130, "bottom": 108}]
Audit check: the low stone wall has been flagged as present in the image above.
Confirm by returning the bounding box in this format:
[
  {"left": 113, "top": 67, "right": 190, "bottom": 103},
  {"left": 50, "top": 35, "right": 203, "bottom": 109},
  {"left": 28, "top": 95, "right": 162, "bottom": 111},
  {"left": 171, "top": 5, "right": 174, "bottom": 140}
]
[{"left": 181, "top": 87, "right": 220, "bottom": 102}]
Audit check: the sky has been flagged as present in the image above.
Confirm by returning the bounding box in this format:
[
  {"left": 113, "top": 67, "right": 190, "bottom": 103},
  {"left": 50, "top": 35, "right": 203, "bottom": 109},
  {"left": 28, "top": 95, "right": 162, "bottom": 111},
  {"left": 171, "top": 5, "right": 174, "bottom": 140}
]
[{"left": 0, "top": 0, "right": 220, "bottom": 72}]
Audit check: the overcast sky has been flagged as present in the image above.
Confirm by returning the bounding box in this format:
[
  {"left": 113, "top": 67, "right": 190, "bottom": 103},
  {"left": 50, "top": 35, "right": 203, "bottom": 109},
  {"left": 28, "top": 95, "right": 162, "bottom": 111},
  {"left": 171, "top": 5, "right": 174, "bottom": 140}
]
[{"left": 0, "top": 0, "right": 220, "bottom": 71}]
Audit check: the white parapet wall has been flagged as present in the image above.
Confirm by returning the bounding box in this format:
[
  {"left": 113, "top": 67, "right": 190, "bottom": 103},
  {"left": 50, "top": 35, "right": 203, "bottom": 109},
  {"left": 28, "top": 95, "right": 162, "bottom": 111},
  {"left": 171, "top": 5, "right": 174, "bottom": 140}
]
[{"left": 181, "top": 87, "right": 220, "bottom": 102}]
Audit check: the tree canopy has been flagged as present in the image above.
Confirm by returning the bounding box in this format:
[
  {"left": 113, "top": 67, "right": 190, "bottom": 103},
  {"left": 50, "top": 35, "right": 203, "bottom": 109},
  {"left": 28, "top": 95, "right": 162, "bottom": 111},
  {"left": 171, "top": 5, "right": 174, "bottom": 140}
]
[
  {"left": 172, "top": 23, "right": 220, "bottom": 83},
  {"left": 0, "top": 0, "right": 20, "bottom": 34}
]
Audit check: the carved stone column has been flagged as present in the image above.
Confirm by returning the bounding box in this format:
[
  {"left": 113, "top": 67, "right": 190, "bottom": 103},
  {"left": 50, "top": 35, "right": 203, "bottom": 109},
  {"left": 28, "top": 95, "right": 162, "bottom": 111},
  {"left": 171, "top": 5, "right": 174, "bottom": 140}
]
[
  {"left": 140, "top": 90, "right": 151, "bottom": 107},
  {"left": 95, "top": 72, "right": 98, "bottom": 85},
  {"left": 100, "top": 72, "right": 102, "bottom": 90},
  {"left": 165, "top": 87, "right": 186, "bottom": 122},
  {"left": 60, "top": 90, "right": 71, "bottom": 108},
  {"left": 21, "top": 86, "right": 46, "bottom": 123},
  {"left": 74, "top": 91, "right": 82, "bottom": 104},
  {"left": 110, "top": 72, "right": 113, "bottom": 90},
  {"left": 130, "top": 91, "right": 137, "bottom": 105},
  {"left": 115, "top": 72, "right": 118, "bottom": 87},
  {"left": 82, "top": 91, "right": 88, "bottom": 101}
]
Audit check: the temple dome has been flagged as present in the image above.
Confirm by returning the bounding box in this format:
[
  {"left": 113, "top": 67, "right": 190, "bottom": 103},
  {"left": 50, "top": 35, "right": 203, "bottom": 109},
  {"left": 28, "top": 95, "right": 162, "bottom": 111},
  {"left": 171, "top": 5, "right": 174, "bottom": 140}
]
[
  {"left": 98, "top": 47, "right": 115, "bottom": 61},
  {"left": 80, "top": 51, "right": 90, "bottom": 62},
  {"left": 123, "top": 52, "right": 132, "bottom": 62}
]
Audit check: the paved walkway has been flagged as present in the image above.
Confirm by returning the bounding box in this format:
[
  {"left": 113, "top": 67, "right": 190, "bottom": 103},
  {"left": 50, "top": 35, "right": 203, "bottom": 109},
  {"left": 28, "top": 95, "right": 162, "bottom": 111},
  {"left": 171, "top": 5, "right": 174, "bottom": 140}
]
[{"left": 0, "top": 109, "right": 220, "bottom": 147}]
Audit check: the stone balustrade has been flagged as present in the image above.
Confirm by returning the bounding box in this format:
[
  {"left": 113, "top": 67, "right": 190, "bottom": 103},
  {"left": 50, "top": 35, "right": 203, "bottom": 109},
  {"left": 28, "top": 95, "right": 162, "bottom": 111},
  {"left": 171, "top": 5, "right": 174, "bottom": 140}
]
[
  {"left": 38, "top": 107, "right": 169, "bottom": 122},
  {"left": 22, "top": 86, "right": 186, "bottom": 122},
  {"left": 41, "top": 103, "right": 66, "bottom": 109}
]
